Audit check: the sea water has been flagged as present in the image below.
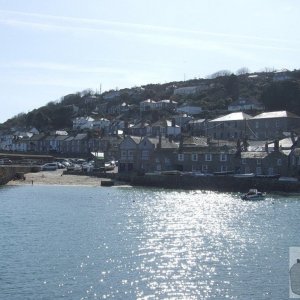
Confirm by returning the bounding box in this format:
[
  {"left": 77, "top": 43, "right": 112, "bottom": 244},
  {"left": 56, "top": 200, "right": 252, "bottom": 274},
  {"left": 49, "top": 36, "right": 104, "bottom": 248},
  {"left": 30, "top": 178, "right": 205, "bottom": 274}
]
[{"left": 0, "top": 185, "right": 299, "bottom": 299}]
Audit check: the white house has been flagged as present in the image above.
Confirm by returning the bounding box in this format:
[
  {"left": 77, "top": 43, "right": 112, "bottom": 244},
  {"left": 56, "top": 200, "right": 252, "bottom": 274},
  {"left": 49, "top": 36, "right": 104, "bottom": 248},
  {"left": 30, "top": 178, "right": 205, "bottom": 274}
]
[
  {"left": 177, "top": 105, "right": 202, "bottom": 115},
  {"left": 140, "top": 99, "right": 157, "bottom": 112},
  {"left": 155, "top": 99, "right": 177, "bottom": 111},
  {"left": 228, "top": 98, "right": 264, "bottom": 112},
  {"left": 0, "top": 133, "right": 14, "bottom": 151},
  {"left": 166, "top": 120, "right": 181, "bottom": 136},
  {"left": 92, "top": 118, "right": 111, "bottom": 130},
  {"left": 72, "top": 117, "right": 95, "bottom": 130}
]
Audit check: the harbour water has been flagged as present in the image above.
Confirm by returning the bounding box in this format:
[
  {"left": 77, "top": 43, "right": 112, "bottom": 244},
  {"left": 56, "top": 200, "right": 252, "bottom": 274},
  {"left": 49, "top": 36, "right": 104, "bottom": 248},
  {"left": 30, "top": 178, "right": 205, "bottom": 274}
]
[{"left": 0, "top": 185, "right": 300, "bottom": 299}]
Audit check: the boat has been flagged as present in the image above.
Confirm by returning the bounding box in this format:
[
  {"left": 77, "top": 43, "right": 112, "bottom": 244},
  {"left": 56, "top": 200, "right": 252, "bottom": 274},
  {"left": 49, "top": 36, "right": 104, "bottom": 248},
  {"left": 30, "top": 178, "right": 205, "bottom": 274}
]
[
  {"left": 241, "top": 189, "right": 265, "bottom": 200},
  {"left": 233, "top": 173, "right": 255, "bottom": 178}
]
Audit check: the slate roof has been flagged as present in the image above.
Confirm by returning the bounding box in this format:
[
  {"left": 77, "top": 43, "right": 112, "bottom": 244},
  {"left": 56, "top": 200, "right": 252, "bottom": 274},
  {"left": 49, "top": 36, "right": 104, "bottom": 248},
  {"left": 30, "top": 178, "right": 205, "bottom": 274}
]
[
  {"left": 147, "top": 137, "right": 178, "bottom": 149},
  {"left": 252, "top": 111, "right": 300, "bottom": 119},
  {"left": 210, "top": 112, "right": 252, "bottom": 122},
  {"left": 241, "top": 151, "right": 269, "bottom": 159}
]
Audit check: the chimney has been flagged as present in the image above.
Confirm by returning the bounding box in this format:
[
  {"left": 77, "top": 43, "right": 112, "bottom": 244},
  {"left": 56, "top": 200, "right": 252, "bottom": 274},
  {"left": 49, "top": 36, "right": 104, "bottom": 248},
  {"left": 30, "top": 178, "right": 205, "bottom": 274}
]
[
  {"left": 274, "top": 139, "right": 279, "bottom": 152},
  {"left": 265, "top": 142, "right": 269, "bottom": 153},
  {"left": 157, "top": 134, "right": 162, "bottom": 149}
]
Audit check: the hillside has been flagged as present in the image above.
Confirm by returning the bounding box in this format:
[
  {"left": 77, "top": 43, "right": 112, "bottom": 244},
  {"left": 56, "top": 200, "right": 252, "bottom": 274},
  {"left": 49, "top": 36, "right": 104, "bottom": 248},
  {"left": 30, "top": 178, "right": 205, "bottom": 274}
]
[{"left": 1, "top": 69, "right": 300, "bottom": 131}]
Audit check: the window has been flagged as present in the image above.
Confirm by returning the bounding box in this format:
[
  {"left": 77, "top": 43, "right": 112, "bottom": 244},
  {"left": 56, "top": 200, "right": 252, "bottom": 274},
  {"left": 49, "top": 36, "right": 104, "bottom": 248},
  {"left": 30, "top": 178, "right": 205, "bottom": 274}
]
[
  {"left": 128, "top": 150, "right": 133, "bottom": 159},
  {"left": 220, "top": 153, "right": 227, "bottom": 161},
  {"left": 205, "top": 153, "right": 212, "bottom": 161},
  {"left": 255, "top": 121, "right": 259, "bottom": 129},
  {"left": 276, "top": 120, "right": 280, "bottom": 128},
  {"left": 121, "top": 150, "right": 127, "bottom": 158},
  {"left": 141, "top": 150, "right": 149, "bottom": 160},
  {"left": 256, "top": 167, "right": 262, "bottom": 175},
  {"left": 242, "top": 158, "right": 246, "bottom": 164},
  {"left": 191, "top": 153, "right": 198, "bottom": 161},
  {"left": 277, "top": 159, "right": 282, "bottom": 166},
  {"left": 257, "top": 159, "right": 261, "bottom": 165},
  {"left": 178, "top": 153, "right": 184, "bottom": 161}
]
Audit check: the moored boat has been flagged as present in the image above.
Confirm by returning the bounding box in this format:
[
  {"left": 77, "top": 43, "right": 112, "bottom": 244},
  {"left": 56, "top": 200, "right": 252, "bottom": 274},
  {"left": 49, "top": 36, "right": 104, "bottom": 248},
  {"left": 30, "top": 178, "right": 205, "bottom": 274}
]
[{"left": 241, "top": 189, "right": 265, "bottom": 200}]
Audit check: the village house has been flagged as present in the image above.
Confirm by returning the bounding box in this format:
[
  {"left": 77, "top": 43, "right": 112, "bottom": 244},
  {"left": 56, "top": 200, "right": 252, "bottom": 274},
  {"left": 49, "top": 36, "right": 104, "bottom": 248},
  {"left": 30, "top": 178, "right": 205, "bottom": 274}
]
[
  {"left": 92, "top": 118, "right": 111, "bottom": 132},
  {"left": 177, "top": 105, "right": 202, "bottom": 115},
  {"left": 140, "top": 99, "right": 157, "bottom": 112},
  {"left": 12, "top": 135, "right": 30, "bottom": 152},
  {"left": 28, "top": 133, "right": 46, "bottom": 152},
  {"left": 240, "top": 150, "right": 289, "bottom": 176},
  {"left": 187, "top": 119, "right": 208, "bottom": 136},
  {"left": 207, "top": 112, "right": 252, "bottom": 140},
  {"left": 71, "top": 133, "right": 89, "bottom": 154},
  {"left": 118, "top": 135, "right": 178, "bottom": 173},
  {"left": 150, "top": 120, "right": 181, "bottom": 137},
  {"left": 88, "top": 135, "right": 122, "bottom": 161},
  {"left": 102, "top": 90, "right": 121, "bottom": 101},
  {"left": 107, "top": 103, "right": 122, "bottom": 115},
  {"left": 228, "top": 97, "right": 265, "bottom": 112},
  {"left": 109, "top": 120, "right": 126, "bottom": 135},
  {"left": 62, "top": 136, "right": 74, "bottom": 153},
  {"left": 247, "top": 111, "right": 300, "bottom": 140},
  {"left": 0, "top": 132, "right": 14, "bottom": 151},
  {"left": 155, "top": 99, "right": 177, "bottom": 112},
  {"left": 127, "top": 122, "right": 151, "bottom": 137},
  {"left": 150, "top": 137, "right": 178, "bottom": 172},
  {"left": 173, "top": 84, "right": 210, "bottom": 96},
  {"left": 72, "top": 117, "right": 94, "bottom": 130},
  {"left": 175, "top": 137, "right": 237, "bottom": 173},
  {"left": 118, "top": 136, "right": 142, "bottom": 173}
]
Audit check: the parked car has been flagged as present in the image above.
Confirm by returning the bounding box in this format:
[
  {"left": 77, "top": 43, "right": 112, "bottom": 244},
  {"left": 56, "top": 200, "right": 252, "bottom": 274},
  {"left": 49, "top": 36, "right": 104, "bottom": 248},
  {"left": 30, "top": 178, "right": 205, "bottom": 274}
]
[{"left": 41, "top": 163, "right": 58, "bottom": 171}]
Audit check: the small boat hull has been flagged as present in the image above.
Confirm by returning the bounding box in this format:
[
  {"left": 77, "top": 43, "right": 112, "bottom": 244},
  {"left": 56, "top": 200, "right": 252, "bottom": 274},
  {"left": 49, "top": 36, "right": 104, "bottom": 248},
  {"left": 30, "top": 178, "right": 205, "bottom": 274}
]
[{"left": 241, "top": 189, "right": 265, "bottom": 200}]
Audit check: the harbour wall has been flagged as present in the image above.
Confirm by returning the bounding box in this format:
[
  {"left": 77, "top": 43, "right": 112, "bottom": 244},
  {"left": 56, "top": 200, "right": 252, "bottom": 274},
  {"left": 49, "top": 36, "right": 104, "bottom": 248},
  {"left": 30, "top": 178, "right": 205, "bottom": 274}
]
[
  {"left": 129, "top": 174, "right": 300, "bottom": 193},
  {"left": 0, "top": 166, "right": 39, "bottom": 185}
]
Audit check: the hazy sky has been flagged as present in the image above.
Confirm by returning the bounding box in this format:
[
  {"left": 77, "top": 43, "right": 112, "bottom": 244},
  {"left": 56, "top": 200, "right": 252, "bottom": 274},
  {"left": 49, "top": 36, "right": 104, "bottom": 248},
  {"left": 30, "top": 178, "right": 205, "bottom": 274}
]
[{"left": 0, "top": 0, "right": 299, "bottom": 123}]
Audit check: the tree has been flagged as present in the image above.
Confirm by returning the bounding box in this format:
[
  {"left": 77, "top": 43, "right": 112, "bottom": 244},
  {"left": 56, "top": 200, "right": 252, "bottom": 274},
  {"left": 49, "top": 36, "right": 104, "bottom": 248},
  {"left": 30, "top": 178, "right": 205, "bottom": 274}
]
[
  {"left": 260, "top": 81, "right": 300, "bottom": 114},
  {"left": 236, "top": 67, "right": 250, "bottom": 75},
  {"left": 224, "top": 74, "right": 239, "bottom": 101},
  {"left": 207, "top": 70, "right": 232, "bottom": 79}
]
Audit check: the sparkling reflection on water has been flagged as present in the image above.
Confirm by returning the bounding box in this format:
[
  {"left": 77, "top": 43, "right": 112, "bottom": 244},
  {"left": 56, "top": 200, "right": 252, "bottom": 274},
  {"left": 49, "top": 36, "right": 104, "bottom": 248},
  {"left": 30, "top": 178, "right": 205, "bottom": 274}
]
[{"left": 0, "top": 185, "right": 299, "bottom": 299}]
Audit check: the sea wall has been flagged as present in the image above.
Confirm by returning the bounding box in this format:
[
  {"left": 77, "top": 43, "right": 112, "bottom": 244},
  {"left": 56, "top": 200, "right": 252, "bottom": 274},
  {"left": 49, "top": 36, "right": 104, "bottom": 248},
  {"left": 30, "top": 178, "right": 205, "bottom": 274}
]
[
  {"left": 0, "top": 166, "right": 38, "bottom": 185},
  {"left": 130, "top": 174, "right": 300, "bottom": 193}
]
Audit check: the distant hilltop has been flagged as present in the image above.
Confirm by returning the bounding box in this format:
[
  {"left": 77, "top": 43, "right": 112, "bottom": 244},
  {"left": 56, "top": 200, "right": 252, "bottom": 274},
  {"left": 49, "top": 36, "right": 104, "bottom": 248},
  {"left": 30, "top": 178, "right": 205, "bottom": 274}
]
[{"left": 1, "top": 68, "right": 300, "bottom": 131}]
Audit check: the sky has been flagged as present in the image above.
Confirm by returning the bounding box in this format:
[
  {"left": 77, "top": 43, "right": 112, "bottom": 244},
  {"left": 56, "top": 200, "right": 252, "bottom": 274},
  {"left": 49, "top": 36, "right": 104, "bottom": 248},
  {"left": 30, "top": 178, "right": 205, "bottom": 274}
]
[{"left": 0, "top": 0, "right": 299, "bottom": 123}]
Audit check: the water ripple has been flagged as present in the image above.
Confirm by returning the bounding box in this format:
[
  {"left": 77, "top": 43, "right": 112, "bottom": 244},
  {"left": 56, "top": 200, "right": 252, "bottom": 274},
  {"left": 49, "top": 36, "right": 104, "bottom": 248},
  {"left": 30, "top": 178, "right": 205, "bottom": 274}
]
[{"left": 0, "top": 186, "right": 299, "bottom": 299}]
